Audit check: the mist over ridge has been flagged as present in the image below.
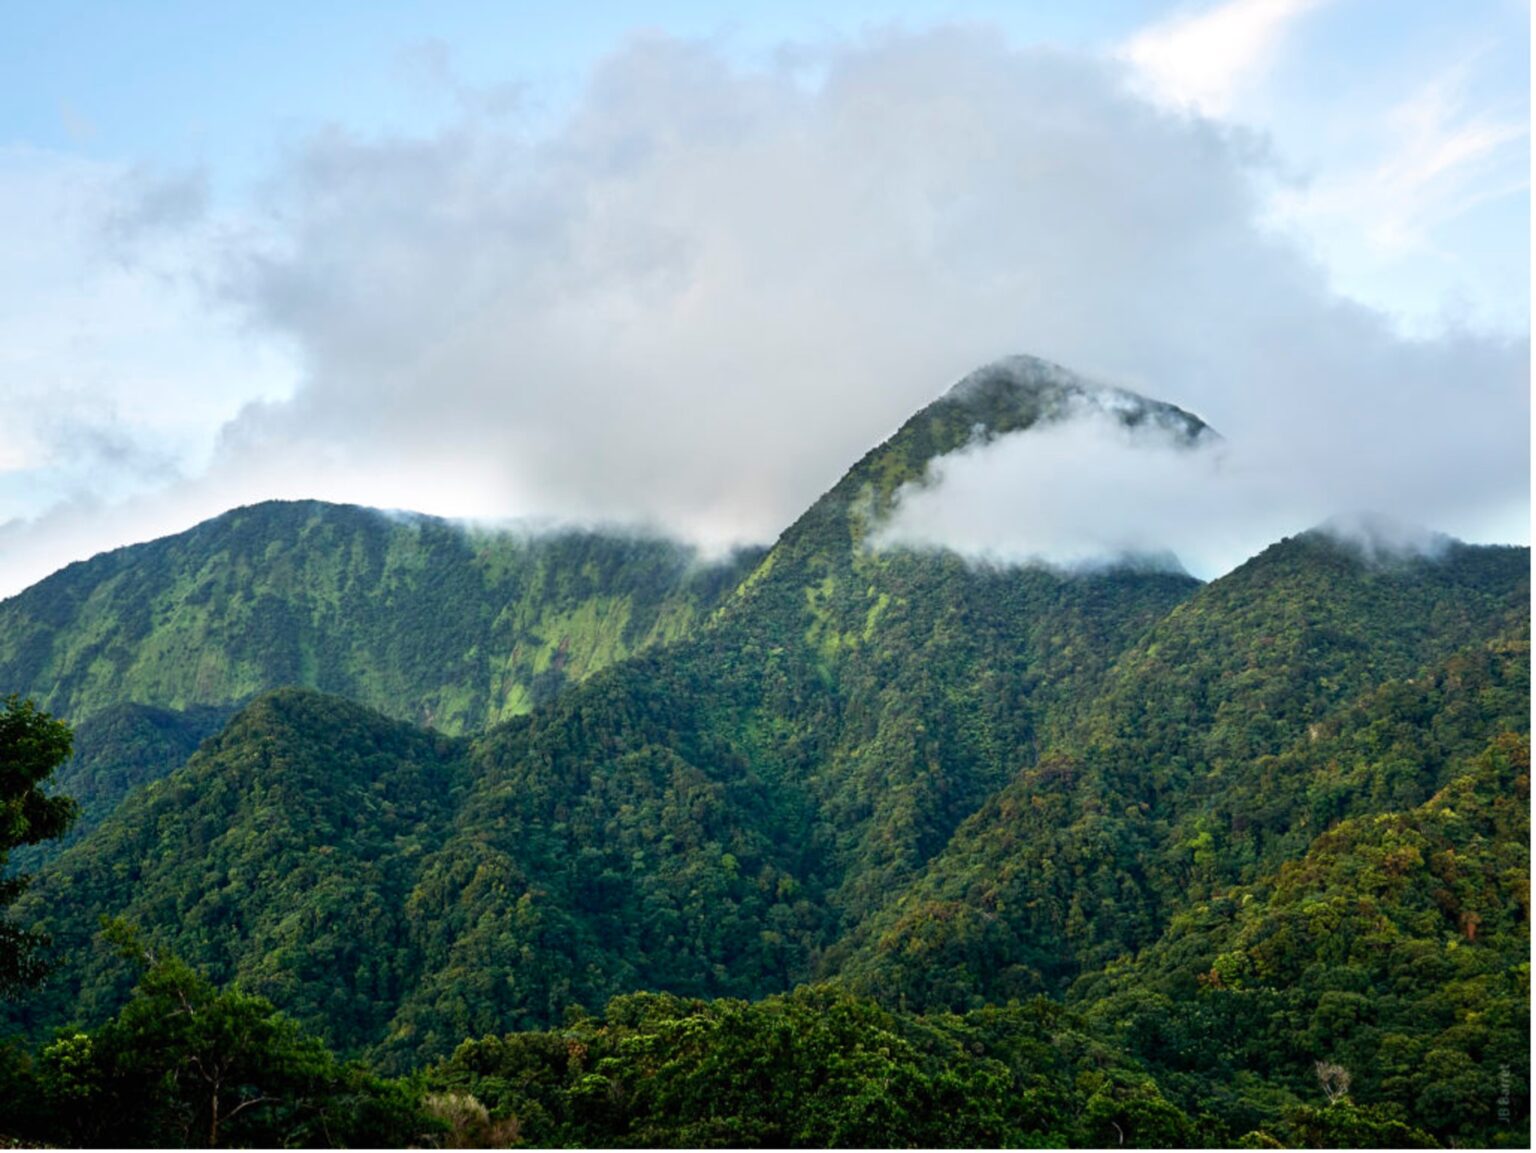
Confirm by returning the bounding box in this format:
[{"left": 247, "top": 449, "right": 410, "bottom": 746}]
[
  {"left": 3, "top": 343, "right": 1512, "bottom": 600},
  {"left": 0, "top": 27, "right": 1525, "bottom": 597},
  {"left": 868, "top": 353, "right": 1492, "bottom": 579}
]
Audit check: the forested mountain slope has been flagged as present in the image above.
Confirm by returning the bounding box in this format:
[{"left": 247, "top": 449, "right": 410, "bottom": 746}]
[
  {"left": 1, "top": 355, "right": 1526, "bottom": 1148},
  {"left": 0, "top": 500, "right": 760, "bottom": 734},
  {"left": 13, "top": 535, "right": 1523, "bottom": 1081},
  {"left": 9, "top": 700, "right": 234, "bottom": 872},
  {"left": 1074, "top": 728, "right": 1529, "bottom": 1147},
  {"left": 673, "top": 355, "right": 1209, "bottom": 926},
  {"left": 363, "top": 358, "right": 1214, "bottom": 1057},
  {"left": 11, "top": 690, "right": 471, "bottom": 1049},
  {"left": 414, "top": 725, "right": 1526, "bottom": 1149},
  {"left": 13, "top": 561, "right": 1201, "bottom": 1066},
  {"left": 837, "top": 536, "right": 1528, "bottom": 1006},
  {"left": 15, "top": 556, "right": 1521, "bottom": 1141},
  {"left": 9, "top": 358, "right": 1211, "bottom": 1062}
]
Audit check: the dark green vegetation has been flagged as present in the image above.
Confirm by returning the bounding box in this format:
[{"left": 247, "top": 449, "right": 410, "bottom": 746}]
[
  {"left": 1, "top": 922, "right": 431, "bottom": 1148},
  {"left": 9, "top": 700, "right": 234, "bottom": 874},
  {"left": 0, "top": 357, "right": 1527, "bottom": 1146},
  {"left": 425, "top": 987, "right": 1203, "bottom": 1147},
  {"left": 0, "top": 695, "right": 76, "bottom": 996}
]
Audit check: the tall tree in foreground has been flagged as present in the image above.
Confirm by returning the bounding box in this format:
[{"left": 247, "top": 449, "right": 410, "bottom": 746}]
[
  {"left": 25, "top": 921, "right": 433, "bottom": 1148},
  {"left": 0, "top": 694, "right": 75, "bottom": 996}
]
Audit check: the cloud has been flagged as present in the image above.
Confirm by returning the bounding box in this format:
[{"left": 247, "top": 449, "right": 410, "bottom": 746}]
[
  {"left": 1313, "top": 511, "right": 1453, "bottom": 564},
  {"left": 871, "top": 338, "right": 1526, "bottom": 577},
  {"left": 872, "top": 374, "right": 1225, "bottom": 571},
  {"left": 102, "top": 165, "right": 211, "bottom": 247},
  {"left": 1119, "top": 0, "right": 1331, "bottom": 117},
  {"left": 0, "top": 27, "right": 1527, "bottom": 595}
]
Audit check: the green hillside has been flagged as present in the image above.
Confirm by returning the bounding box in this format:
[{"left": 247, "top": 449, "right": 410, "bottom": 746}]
[
  {"left": 11, "top": 556, "right": 1199, "bottom": 1066},
  {"left": 1075, "top": 729, "right": 1529, "bottom": 1147},
  {"left": 9, "top": 700, "right": 234, "bottom": 873},
  {"left": 414, "top": 723, "right": 1525, "bottom": 1149},
  {"left": 0, "top": 500, "right": 760, "bottom": 734},
  {"left": 837, "top": 537, "right": 1529, "bottom": 1007},
  {"left": 11, "top": 547, "right": 1523, "bottom": 1142},
  {"left": 10, "top": 690, "right": 470, "bottom": 1048},
  {"left": 12, "top": 539, "right": 1523, "bottom": 1069}
]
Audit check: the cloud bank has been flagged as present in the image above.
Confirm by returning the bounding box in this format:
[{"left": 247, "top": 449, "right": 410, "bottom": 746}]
[{"left": 0, "top": 26, "right": 1527, "bottom": 593}]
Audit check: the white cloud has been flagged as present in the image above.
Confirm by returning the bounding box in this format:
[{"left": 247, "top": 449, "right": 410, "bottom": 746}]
[
  {"left": 873, "top": 389, "right": 1228, "bottom": 572},
  {"left": 1118, "top": 0, "right": 1330, "bottom": 117},
  {"left": 872, "top": 340, "right": 1528, "bottom": 578}
]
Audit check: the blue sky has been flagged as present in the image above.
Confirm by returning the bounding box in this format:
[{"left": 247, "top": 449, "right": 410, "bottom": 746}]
[
  {"left": 6, "top": 3, "right": 1154, "bottom": 165},
  {"left": 6, "top": 4, "right": 1523, "bottom": 188},
  {"left": 0, "top": 0, "right": 1528, "bottom": 591}
]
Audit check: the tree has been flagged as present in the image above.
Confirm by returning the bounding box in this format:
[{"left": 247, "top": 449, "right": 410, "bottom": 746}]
[
  {"left": 0, "top": 694, "right": 76, "bottom": 996},
  {"left": 35, "top": 920, "right": 438, "bottom": 1148},
  {"left": 85, "top": 920, "right": 335, "bottom": 1146},
  {"left": 1315, "top": 1060, "right": 1352, "bottom": 1105}
]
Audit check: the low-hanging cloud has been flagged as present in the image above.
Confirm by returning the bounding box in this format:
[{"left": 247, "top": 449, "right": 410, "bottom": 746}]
[
  {"left": 873, "top": 330, "right": 1526, "bottom": 577},
  {"left": 872, "top": 396, "right": 1230, "bottom": 573},
  {"left": 0, "top": 25, "right": 1527, "bottom": 594}
]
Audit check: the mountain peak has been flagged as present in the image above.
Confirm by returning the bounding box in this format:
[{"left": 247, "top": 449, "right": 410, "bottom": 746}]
[
  {"left": 1307, "top": 511, "right": 1457, "bottom": 563},
  {"left": 938, "top": 354, "right": 1214, "bottom": 446},
  {"left": 941, "top": 353, "right": 1084, "bottom": 398}
]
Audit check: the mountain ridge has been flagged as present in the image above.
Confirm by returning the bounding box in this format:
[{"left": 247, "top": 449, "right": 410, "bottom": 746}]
[
  {"left": 0, "top": 354, "right": 1527, "bottom": 1147},
  {"left": 0, "top": 499, "right": 764, "bottom": 734}
]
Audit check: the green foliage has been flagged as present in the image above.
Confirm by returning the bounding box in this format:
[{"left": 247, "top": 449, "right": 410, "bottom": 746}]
[
  {"left": 1075, "top": 731, "right": 1530, "bottom": 1146},
  {"left": 9, "top": 690, "right": 469, "bottom": 1054},
  {"left": 838, "top": 541, "right": 1528, "bottom": 1009},
  {"left": 424, "top": 986, "right": 1195, "bottom": 1147},
  {"left": 1277, "top": 1101, "right": 1438, "bottom": 1148},
  {"left": 0, "top": 500, "right": 761, "bottom": 735},
  {"left": 5, "top": 530, "right": 1527, "bottom": 1144},
  {"left": 10, "top": 700, "right": 232, "bottom": 874},
  {"left": 9, "top": 519, "right": 1202, "bottom": 1068},
  {"left": 1, "top": 926, "right": 433, "bottom": 1147},
  {"left": 0, "top": 695, "right": 76, "bottom": 997}
]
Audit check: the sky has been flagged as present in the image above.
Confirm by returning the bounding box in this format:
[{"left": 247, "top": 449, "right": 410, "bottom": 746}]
[{"left": 0, "top": 0, "right": 1528, "bottom": 593}]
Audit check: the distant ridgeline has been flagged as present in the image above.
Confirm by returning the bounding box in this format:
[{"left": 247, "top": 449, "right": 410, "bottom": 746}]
[
  {"left": 0, "top": 500, "right": 762, "bottom": 734},
  {"left": 1, "top": 356, "right": 1528, "bottom": 1149}
]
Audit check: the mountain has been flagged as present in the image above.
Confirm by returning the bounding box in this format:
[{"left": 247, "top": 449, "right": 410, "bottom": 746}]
[
  {"left": 0, "top": 355, "right": 1206, "bottom": 743},
  {"left": 10, "top": 689, "right": 470, "bottom": 1048},
  {"left": 13, "top": 567, "right": 1200, "bottom": 1065},
  {"left": 13, "top": 539, "right": 1523, "bottom": 1140},
  {"left": 415, "top": 721, "right": 1526, "bottom": 1149},
  {"left": 1, "top": 354, "right": 1527, "bottom": 1147},
  {"left": 8, "top": 358, "right": 1208, "bottom": 1055},
  {"left": 835, "top": 533, "right": 1529, "bottom": 1006},
  {"left": 0, "top": 500, "right": 761, "bottom": 734}
]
